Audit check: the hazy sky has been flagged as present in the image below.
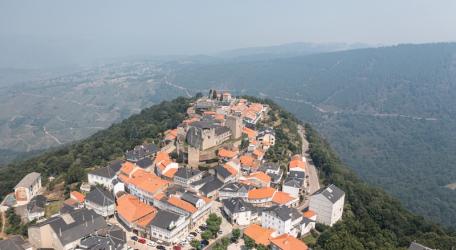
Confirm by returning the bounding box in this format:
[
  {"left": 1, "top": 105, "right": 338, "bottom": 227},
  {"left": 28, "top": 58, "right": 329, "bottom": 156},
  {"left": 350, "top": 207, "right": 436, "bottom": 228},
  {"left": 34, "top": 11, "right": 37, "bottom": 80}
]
[{"left": 1, "top": 0, "right": 455, "bottom": 68}]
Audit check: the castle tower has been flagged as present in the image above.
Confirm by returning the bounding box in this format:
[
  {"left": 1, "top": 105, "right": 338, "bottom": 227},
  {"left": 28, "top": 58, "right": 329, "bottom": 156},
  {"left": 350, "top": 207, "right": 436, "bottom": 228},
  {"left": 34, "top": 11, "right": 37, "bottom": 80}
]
[
  {"left": 188, "top": 146, "right": 200, "bottom": 168},
  {"left": 226, "top": 115, "right": 242, "bottom": 139}
]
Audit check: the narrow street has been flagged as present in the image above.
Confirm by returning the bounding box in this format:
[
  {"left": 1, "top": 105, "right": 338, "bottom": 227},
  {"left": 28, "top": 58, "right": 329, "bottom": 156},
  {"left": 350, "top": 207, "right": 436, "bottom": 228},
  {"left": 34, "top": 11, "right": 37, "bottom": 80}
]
[
  {"left": 0, "top": 210, "right": 6, "bottom": 238},
  {"left": 298, "top": 124, "right": 320, "bottom": 195}
]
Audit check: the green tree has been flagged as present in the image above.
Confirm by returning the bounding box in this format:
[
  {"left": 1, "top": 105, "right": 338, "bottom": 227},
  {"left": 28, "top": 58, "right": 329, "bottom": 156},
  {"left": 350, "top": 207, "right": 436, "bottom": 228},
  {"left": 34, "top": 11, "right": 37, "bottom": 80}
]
[
  {"left": 232, "top": 228, "right": 241, "bottom": 241},
  {"left": 243, "top": 235, "right": 255, "bottom": 249},
  {"left": 190, "top": 239, "right": 200, "bottom": 250},
  {"left": 202, "top": 230, "right": 213, "bottom": 241}
]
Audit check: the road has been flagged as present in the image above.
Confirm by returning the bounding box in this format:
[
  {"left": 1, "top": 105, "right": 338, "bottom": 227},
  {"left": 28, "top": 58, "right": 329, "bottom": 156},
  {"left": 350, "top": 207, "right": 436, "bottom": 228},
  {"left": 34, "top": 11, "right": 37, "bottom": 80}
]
[{"left": 298, "top": 124, "right": 320, "bottom": 196}]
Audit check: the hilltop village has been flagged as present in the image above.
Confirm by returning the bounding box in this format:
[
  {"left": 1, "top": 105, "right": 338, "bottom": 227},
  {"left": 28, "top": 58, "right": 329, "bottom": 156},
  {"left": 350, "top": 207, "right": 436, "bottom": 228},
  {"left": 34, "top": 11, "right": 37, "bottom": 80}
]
[{"left": 0, "top": 91, "right": 346, "bottom": 250}]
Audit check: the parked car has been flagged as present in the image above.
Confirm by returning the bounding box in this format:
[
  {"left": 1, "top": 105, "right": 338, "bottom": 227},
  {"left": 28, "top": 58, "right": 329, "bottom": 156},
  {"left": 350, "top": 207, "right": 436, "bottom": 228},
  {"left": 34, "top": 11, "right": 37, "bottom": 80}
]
[
  {"left": 147, "top": 241, "right": 156, "bottom": 247},
  {"left": 157, "top": 246, "right": 166, "bottom": 250},
  {"left": 138, "top": 238, "right": 146, "bottom": 244},
  {"left": 200, "top": 239, "right": 209, "bottom": 246},
  {"left": 130, "top": 236, "right": 138, "bottom": 241},
  {"left": 218, "top": 230, "right": 223, "bottom": 235},
  {"left": 190, "top": 232, "right": 198, "bottom": 237}
]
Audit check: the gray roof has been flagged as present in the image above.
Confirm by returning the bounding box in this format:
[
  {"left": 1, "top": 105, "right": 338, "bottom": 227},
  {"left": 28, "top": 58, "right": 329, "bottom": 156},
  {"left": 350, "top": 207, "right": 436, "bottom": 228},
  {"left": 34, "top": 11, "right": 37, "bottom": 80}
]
[
  {"left": 15, "top": 172, "right": 40, "bottom": 189},
  {"left": 125, "top": 144, "right": 158, "bottom": 161},
  {"left": 85, "top": 187, "right": 115, "bottom": 207},
  {"left": 263, "top": 205, "right": 302, "bottom": 221},
  {"left": 220, "top": 182, "right": 254, "bottom": 193},
  {"left": 32, "top": 208, "right": 107, "bottom": 246},
  {"left": 136, "top": 157, "right": 153, "bottom": 169},
  {"left": 89, "top": 160, "right": 123, "bottom": 179},
  {"left": 283, "top": 177, "right": 304, "bottom": 188},
  {"left": 89, "top": 166, "right": 118, "bottom": 179},
  {"left": 27, "top": 195, "right": 46, "bottom": 214},
  {"left": 215, "top": 165, "right": 232, "bottom": 179},
  {"left": 109, "top": 160, "right": 123, "bottom": 172},
  {"left": 0, "top": 236, "right": 30, "bottom": 250},
  {"left": 313, "top": 184, "right": 345, "bottom": 204},
  {"left": 223, "top": 198, "right": 254, "bottom": 214},
  {"left": 174, "top": 167, "right": 201, "bottom": 179},
  {"left": 199, "top": 175, "right": 224, "bottom": 195},
  {"left": 79, "top": 225, "right": 126, "bottom": 250},
  {"left": 181, "top": 192, "right": 200, "bottom": 206},
  {"left": 408, "top": 242, "right": 435, "bottom": 250},
  {"left": 149, "top": 210, "right": 181, "bottom": 230},
  {"left": 214, "top": 126, "right": 231, "bottom": 136},
  {"left": 260, "top": 162, "right": 280, "bottom": 173},
  {"left": 288, "top": 171, "right": 305, "bottom": 179}
]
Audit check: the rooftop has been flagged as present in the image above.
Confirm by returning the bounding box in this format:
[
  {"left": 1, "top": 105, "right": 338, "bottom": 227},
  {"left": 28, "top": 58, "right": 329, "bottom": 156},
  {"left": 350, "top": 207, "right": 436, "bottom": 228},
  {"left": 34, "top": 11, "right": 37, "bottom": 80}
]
[
  {"left": 15, "top": 172, "right": 40, "bottom": 189},
  {"left": 270, "top": 233, "right": 308, "bottom": 250}
]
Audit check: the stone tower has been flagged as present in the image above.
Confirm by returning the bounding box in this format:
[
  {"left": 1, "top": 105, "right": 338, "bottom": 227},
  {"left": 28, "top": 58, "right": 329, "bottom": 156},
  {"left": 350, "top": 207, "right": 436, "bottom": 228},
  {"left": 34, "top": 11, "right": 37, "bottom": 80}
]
[
  {"left": 226, "top": 115, "right": 242, "bottom": 139},
  {"left": 188, "top": 146, "right": 200, "bottom": 168}
]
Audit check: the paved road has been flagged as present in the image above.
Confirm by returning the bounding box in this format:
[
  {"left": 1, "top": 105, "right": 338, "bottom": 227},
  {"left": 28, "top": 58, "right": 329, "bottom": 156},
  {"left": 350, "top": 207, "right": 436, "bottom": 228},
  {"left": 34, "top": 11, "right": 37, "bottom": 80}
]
[{"left": 298, "top": 125, "right": 320, "bottom": 195}]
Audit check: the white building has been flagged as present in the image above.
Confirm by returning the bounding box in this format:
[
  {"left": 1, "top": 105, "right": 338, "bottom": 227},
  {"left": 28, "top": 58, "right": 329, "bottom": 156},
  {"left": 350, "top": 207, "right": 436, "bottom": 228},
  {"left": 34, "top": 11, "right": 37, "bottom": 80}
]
[
  {"left": 87, "top": 161, "right": 122, "bottom": 190},
  {"left": 149, "top": 210, "right": 189, "bottom": 244},
  {"left": 309, "top": 184, "right": 345, "bottom": 226},
  {"left": 26, "top": 195, "right": 46, "bottom": 222},
  {"left": 282, "top": 171, "right": 305, "bottom": 198},
  {"left": 14, "top": 172, "right": 41, "bottom": 204},
  {"left": 222, "top": 198, "right": 256, "bottom": 226},
  {"left": 261, "top": 205, "right": 303, "bottom": 237},
  {"left": 84, "top": 187, "right": 116, "bottom": 217}
]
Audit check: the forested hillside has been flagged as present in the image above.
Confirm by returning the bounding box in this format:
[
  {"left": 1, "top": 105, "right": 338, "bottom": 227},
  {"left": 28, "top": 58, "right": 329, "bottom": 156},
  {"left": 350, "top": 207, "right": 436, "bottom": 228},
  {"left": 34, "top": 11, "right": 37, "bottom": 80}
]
[
  {"left": 1, "top": 96, "right": 455, "bottom": 249},
  {"left": 164, "top": 43, "right": 456, "bottom": 227},
  {"left": 0, "top": 97, "right": 191, "bottom": 200}
]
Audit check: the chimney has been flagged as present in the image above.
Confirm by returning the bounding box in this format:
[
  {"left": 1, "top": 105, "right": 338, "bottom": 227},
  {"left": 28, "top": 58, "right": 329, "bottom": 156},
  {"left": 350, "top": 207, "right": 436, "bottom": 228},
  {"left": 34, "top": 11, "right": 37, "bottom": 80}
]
[
  {"left": 91, "top": 214, "right": 94, "bottom": 224},
  {"left": 59, "top": 227, "right": 62, "bottom": 237}
]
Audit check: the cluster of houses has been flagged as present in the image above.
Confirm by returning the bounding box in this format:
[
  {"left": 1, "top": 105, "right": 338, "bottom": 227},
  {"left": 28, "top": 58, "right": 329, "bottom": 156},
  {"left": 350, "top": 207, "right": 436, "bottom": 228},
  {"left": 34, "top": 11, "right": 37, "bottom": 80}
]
[{"left": 0, "top": 91, "right": 347, "bottom": 250}]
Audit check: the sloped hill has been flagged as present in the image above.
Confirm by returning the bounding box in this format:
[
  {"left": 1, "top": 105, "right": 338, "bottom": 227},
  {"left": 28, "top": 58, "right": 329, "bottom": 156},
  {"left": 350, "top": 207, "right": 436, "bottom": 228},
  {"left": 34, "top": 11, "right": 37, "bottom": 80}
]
[
  {"left": 0, "top": 96, "right": 455, "bottom": 249},
  {"left": 166, "top": 43, "right": 456, "bottom": 227}
]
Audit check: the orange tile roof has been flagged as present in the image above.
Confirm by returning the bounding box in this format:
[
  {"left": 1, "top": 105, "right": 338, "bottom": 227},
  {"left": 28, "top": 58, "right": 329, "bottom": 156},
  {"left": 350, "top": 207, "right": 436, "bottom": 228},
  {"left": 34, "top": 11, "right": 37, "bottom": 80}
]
[
  {"left": 248, "top": 171, "right": 271, "bottom": 184},
  {"left": 289, "top": 158, "right": 306, "bottom": 170},
  {"left": 70, "top": 191, "right": 85, "bottom": 203},
  {"left": 154, "top": 152, "right": 170, "bottom": 164},
  {"left": 218, "top": 148, "right": 237, "bottom": 158},
  {"left": 248, "top": 187, "right": 277, "bottom": 200},
  {"left": 203, "top": 111, "right": 216, "bottom": 115},
  {"left": 215, "top": 114, "right": 225, "bottom": 121},
  {"left": 244, "top": 224, "right": 275, "bottom": 246},
  {"left": 168, "top": 196, "right": 197, "bottom": 213},
  {"left": 242, "top": 127, "right": 257, "bottom": 139},
  {"left": 240, "top": 155, "right": 255, "bottom": 167},
  {"left": 164, "top": 129, "right": 178, "bottom": 140},
  {"left": 303, "top": 210, "right": 316, "bottom": 219},
  {"left": 64, "top": 198, "right": 79, "bottom": 206},
  {"left": 162, "top": 168, "right": 178, "bottom": 178},
  {"left": 253, "top": 148, "right": 265, "bottom": 158},
  {"left": 122, "top": 169, "right": 169, "bottom": 194},
  {"left": 270, "top": 234, "right": 308, "bottom": 250},
  {"left": 223, "top": 164, "right": 238, "bottom": 176},
  {"left": 272, "top": 191, "right": 296, "bottom": 205},
  {"left": 117, "top": 194, "right": 157, "bottom": 227},
  {"left": 120, "top": 162, "right": 136, "bottom": 175},
  {"left": 153, "top": 192, "right": 165, "bottom": 201}
]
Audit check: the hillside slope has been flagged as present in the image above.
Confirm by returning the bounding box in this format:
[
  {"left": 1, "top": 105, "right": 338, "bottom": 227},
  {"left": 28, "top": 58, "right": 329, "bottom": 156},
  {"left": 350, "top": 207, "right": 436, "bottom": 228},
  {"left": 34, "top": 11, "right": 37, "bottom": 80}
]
[
  {"left": 165, "top": 43, "right": 456, "bottom": 227},
  {"left": 0, "top": 97, "right": 455, "bottom": 249}
]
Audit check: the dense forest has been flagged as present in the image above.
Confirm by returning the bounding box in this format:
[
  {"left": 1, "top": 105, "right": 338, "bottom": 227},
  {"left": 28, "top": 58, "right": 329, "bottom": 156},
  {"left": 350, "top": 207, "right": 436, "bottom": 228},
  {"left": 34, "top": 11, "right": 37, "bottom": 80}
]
[
  {"left": 0, "top": 97, "right": 192, "bottom": 200},
  {"left": 305, "top": 124, "right": 456, "bottom": 249},
  {"left": 165, "top": 43, "right": 456, "bottom": 227}
]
